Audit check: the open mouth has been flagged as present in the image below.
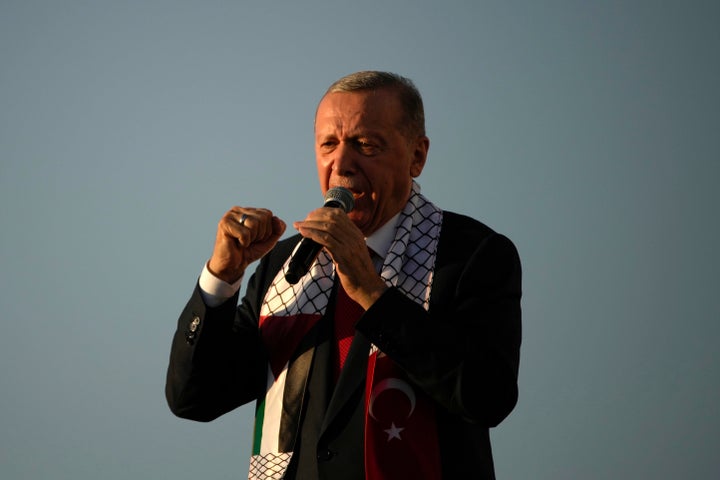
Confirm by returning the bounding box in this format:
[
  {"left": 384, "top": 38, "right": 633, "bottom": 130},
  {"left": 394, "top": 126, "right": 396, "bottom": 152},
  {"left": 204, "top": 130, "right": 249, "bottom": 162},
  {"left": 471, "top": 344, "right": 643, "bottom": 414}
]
[{"left": 331, "top": 184, "right": 362, "bottom": 198}]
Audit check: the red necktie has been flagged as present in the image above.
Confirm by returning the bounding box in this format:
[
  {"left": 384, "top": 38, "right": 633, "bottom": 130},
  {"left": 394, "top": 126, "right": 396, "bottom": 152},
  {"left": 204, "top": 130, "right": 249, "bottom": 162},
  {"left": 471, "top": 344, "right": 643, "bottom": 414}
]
[{"left": 333, "top": 281, "right": 365, "bottom": 381}]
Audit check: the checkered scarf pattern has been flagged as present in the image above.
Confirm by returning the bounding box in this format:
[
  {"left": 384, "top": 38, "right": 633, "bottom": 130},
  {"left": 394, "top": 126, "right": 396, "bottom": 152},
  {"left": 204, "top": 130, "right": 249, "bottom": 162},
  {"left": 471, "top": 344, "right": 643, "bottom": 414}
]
[{"left": 248, "top": 182, "right": 443, "bottom": 479}]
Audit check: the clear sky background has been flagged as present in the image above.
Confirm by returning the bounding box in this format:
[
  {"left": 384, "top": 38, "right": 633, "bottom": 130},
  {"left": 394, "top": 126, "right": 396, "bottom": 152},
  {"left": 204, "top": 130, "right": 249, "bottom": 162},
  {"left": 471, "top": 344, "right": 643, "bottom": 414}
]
[{"left": 1, "top": 1, "right": 718, "bottom": 478}]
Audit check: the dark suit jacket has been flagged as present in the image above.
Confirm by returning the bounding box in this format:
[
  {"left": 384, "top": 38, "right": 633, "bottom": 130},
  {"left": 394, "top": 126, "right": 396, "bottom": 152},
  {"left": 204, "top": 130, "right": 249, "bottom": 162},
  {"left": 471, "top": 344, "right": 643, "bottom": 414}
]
[{"left": 166, "top": 211, "right": 522, "bottom": 479}]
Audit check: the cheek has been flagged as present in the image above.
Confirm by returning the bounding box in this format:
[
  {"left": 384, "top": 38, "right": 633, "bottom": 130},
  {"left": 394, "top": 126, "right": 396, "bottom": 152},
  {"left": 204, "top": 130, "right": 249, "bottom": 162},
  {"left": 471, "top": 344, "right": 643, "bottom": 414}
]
[{"left": 315, "top": 159, "right": 331, "bottom": 187}]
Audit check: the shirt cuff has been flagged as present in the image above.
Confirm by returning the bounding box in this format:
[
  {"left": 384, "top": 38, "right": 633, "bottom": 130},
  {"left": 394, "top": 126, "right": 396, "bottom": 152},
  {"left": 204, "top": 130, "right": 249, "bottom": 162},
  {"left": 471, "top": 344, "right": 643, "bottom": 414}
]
[{"left": 198, "top": 262, "right": 243, "bottom": 307}]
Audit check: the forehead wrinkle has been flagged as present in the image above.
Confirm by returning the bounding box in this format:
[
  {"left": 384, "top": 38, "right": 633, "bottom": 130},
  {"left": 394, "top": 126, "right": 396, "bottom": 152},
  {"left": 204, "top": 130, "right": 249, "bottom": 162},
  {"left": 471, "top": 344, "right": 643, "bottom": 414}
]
[
  {"left": 315, "top": 91, "right": 403, "bottom": 141},
  {"left": 316, "top": 112, "right": 384, "bottom": 140}
]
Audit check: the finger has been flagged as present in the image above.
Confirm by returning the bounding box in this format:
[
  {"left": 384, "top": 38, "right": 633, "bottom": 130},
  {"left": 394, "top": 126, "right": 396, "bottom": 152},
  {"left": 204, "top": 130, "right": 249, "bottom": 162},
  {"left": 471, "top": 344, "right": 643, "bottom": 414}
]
[
  {"left": 271, "top": 216, "right": 287, "bottom": 239},
  {"left": 295, "top": 209, "right": 356, "bottom": 243},
  {"left": 255, "top": 208, "right": 275, "bottom": 241},
  {"left": 219, "top": 209, "right": 253, "bottom": 245},
  {"left": 235, "top": 212, "right": 250, "bottom": 230},
  {"left": 294, "top": 220, "right": 337, "bottom": 248},
  {"left": 246, "top": 208, "right": 278, "bottom": 241},
  {"left": 226, "top": 208, "right": 269, "bottom": 244}
]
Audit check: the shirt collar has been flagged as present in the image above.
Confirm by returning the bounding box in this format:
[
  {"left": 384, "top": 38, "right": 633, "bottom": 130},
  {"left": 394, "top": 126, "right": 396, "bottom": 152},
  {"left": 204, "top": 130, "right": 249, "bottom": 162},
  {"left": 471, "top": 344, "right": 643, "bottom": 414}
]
[{"left": 365, "top": 212, "right": 400, "bottom": 260}]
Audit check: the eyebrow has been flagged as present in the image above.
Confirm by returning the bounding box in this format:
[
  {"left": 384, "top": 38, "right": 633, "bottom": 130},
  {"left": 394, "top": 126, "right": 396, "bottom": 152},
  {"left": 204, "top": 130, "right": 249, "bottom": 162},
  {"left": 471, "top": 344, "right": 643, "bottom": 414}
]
[{"left": 316, "top": 128, "right": 387, "bottom": 139}]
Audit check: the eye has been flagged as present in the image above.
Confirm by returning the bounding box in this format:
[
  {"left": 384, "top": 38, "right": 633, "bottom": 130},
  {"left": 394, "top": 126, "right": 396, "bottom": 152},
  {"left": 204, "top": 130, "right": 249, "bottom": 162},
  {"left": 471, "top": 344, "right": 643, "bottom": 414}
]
[
  {"left": 355, "top": 139, "right": 379, "bottom": 155},
  {"left": 318, "top": 139, "right": 337, "bottom": 152}
]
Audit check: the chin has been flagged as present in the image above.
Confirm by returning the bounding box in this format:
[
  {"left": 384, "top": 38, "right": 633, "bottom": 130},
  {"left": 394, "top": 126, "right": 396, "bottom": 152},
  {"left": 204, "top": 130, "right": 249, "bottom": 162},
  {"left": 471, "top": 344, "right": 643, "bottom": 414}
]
[{"left": 348, "top": 211, "right": 370, "bottom": 230}]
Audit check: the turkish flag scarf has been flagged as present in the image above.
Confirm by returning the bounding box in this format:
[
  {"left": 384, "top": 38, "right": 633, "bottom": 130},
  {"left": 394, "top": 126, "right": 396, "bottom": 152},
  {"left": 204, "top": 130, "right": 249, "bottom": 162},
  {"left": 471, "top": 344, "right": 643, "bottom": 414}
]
[{"left": 364, "top": 351, "right": 442, "bottom": 479}]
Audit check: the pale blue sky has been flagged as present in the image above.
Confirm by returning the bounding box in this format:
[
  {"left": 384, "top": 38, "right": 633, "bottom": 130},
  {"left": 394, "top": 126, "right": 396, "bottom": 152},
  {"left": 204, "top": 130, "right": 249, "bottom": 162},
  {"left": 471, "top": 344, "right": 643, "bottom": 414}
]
[{"left": 1, "top": 1, "right": 718, "bottom": 478}]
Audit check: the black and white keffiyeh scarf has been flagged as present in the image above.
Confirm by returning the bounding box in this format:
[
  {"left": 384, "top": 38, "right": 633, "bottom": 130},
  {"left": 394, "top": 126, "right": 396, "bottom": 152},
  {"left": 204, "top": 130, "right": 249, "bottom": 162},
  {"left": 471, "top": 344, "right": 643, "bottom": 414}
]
[{"left": 249, "top": 182, "right": 443, "bottom": 479}]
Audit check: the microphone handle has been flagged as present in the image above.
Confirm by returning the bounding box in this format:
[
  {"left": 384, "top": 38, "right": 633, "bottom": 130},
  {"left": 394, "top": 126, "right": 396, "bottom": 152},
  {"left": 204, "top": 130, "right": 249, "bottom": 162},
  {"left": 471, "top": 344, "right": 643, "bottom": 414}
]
[
  {"left": 284, "top": 198, "right": 345, "bottom": 284},
  {"left": 285, "top": 238, "right": 323, "bottom": 284}
]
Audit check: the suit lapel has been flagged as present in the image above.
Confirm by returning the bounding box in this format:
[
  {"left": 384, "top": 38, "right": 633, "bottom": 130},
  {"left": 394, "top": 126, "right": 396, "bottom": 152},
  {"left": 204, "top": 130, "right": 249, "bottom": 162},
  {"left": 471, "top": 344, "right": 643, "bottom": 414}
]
[
  {"left": 278, "top": 318, "right": 324, "bottom": 451},
  {"left": 320, "top": 331, "right": 370, "bottom": 435}
]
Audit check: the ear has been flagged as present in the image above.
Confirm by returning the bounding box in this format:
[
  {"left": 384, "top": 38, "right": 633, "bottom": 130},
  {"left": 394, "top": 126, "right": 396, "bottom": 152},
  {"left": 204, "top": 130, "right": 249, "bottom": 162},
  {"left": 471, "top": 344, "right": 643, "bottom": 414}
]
[{"left": 410, "top": 135, "right": 429, "bottom": 178}]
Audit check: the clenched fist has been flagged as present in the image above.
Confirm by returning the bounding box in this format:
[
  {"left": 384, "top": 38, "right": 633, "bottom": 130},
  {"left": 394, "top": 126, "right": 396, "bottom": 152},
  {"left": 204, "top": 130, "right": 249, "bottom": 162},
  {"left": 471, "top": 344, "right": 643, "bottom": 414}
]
[{"left": 207, "top": 207, "right": 286, "bottom": 284}]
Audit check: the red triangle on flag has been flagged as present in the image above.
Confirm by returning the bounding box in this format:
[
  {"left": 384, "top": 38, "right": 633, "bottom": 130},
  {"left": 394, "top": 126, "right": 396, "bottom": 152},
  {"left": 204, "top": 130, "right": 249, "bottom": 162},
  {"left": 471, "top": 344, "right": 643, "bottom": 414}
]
[{"left": 260, "top": 313, "right": 322, "bottom": 379}]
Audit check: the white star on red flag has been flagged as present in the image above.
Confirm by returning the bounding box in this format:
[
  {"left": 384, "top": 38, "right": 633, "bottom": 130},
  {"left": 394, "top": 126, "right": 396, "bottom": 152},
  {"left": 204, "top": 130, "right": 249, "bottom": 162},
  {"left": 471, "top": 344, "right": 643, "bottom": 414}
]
[{"left": 384, "top": 422, "right": 405, "bottom": 441}]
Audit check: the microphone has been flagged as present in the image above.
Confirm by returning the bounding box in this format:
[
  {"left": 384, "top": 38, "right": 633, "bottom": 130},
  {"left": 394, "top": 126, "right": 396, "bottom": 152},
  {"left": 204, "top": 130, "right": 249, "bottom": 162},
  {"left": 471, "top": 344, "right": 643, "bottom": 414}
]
[{"left": 285, "top": 187, "right": 354, "bottom": 284}]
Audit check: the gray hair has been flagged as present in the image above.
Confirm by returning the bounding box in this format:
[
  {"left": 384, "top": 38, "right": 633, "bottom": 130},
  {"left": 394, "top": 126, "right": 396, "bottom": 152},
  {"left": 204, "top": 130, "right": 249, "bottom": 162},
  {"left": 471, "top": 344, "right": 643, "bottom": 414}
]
[{"left": 323, "top": 71, "right": 426, "bottom": 138}]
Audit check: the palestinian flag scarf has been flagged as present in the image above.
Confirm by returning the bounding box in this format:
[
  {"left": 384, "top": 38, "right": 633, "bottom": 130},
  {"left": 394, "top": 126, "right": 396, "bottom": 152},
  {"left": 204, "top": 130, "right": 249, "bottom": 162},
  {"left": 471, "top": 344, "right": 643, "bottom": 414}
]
[{"left": 248, "top": 182, "right": 443, "bottom": 479}]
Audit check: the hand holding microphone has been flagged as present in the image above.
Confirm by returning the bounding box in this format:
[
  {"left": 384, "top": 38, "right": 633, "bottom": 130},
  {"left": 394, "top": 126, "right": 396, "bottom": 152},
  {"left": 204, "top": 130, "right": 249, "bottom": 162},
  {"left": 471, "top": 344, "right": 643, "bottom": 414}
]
[
  {"left": 290, "top": 186, "right": 388, "bottom": 309},
  {"left": 285, "top": 187, "right": 354, "bottom": 284}
]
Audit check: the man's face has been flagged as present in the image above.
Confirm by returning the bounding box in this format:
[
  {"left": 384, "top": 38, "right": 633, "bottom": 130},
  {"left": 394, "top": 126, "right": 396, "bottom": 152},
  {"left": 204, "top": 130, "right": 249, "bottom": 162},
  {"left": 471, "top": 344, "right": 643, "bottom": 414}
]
[{"left": 314, "top": 90, "right": 428, "bottom": 236}]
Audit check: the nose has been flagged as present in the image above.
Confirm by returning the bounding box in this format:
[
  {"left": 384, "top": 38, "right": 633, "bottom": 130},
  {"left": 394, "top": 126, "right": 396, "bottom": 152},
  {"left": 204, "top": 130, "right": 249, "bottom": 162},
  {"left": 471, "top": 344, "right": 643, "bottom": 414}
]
[{"left": 331, "top": 142, "right": 357, "bottom": 176}]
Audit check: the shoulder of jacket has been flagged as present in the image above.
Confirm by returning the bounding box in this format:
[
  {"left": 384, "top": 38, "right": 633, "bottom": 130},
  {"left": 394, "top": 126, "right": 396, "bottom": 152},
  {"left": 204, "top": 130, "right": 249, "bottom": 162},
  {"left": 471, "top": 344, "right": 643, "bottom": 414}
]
[
  {"left": 441, "top": 210, "right": 495, "bottom": 240},
  {"left": 438, "top": 210, "right": 519, "bottom": 260}
]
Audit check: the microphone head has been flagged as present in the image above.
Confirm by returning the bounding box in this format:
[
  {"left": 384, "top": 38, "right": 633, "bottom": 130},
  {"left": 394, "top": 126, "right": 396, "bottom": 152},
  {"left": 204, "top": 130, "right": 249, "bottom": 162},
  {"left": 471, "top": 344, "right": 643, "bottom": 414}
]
[{"left": 323, "top": 187, "right": 354, "bottom": 212}]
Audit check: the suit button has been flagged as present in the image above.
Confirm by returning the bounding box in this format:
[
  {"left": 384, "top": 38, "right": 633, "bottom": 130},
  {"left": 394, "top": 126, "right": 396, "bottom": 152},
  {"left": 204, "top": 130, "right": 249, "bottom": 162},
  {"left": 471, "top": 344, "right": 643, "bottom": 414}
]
[
  {"left": 189, "top": 316, "right": 201, "bottom": 332},
  {"left": 185, "top": 315, "right": 201, "bottom": 345},
  {"left": 317, "top": 448, "right": 335, "bottom": 462}
]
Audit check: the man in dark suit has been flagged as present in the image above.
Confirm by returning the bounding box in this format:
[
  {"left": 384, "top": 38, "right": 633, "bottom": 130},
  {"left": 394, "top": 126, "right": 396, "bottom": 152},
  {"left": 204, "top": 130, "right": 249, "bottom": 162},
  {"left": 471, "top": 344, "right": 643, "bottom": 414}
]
[{"left": 166, "top": 71, "right": 522, "bottom": 479}]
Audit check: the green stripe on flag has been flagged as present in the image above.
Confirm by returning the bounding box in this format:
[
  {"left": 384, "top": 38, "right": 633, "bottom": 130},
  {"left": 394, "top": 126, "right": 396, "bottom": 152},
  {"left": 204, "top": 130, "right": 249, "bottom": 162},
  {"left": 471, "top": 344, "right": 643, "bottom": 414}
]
[{"left": 252, "top": 398, "right": 265, "bottom": 455}]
